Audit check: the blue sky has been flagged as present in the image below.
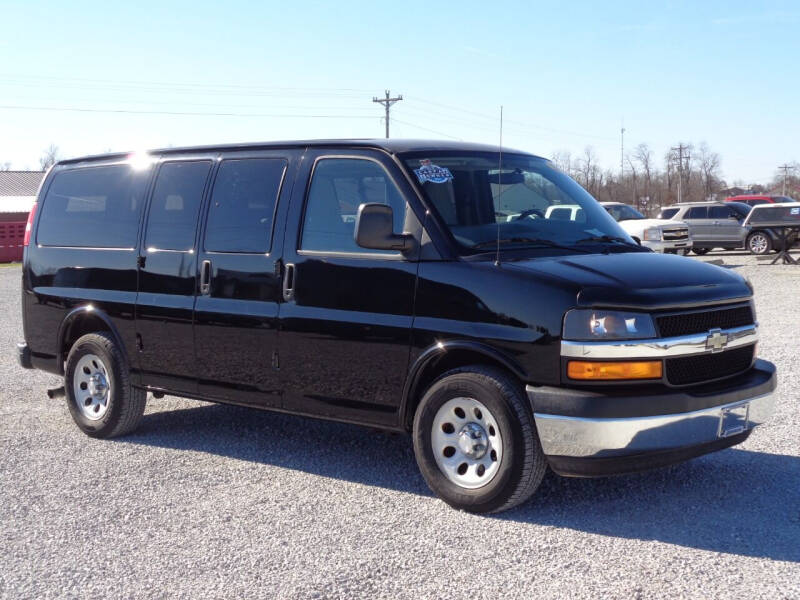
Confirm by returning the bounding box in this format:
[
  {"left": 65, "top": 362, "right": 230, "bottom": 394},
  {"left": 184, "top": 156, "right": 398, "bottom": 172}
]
[{"left": 1, "top": 0, "right": 798, "bottom": 183}]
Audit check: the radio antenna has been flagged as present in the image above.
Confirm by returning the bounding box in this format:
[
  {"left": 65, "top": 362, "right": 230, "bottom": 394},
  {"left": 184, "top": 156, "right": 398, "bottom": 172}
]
[{"left": 495, "top": 105, "right": 503, "bottom": 267}]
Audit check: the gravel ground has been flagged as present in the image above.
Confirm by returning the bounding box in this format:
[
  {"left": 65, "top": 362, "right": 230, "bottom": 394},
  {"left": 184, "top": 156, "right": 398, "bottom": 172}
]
[{"left": 1, "top": 254, "right": 798, "bottom": 600}]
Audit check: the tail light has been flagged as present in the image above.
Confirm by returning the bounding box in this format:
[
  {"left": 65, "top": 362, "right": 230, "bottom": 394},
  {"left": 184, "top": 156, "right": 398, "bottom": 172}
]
[{"left": 23, "top": 203, "right": 37, "bottom": 246}]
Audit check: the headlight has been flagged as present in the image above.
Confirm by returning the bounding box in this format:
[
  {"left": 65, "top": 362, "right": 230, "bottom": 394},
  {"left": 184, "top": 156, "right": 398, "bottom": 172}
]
[
  {"left": 643, "top": 227, "right": 662, "bottom": 241},
  {"left": 563, "top": 309, "right": 657, "bottom": 341}
]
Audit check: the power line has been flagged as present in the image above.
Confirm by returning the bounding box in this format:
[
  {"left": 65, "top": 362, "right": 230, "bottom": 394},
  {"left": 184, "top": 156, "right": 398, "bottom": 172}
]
[
  {"left": 0, "top": 104, "right": 378, "bottom": 119},
  {"left": 372, "top": 90, "right": 403, "bottom": 138},
  {"left": 0, "top": 73, "right": 372, "bottom": 93},
  {"left": 406, "top": 96, "right": 616, "bottom": 141},
  {"left": 391, "top": 118, "right": 462, "bottom": 140}
]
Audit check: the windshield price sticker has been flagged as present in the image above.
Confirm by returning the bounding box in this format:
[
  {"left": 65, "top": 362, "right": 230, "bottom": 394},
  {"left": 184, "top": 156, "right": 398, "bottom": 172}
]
[{"left": 414, "top": 159, "right": 454, "bottom": 184}]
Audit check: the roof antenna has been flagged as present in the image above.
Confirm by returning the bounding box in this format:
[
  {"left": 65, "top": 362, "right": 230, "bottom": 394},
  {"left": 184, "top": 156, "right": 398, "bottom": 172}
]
[{"left": 495, "top": 105, "right": 503, "bottom": 267}]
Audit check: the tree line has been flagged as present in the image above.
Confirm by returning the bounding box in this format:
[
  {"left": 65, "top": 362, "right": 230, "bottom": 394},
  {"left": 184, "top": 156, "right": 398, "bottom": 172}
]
[{"left": 551, "top": 142, "right": 799, "bottom": 215}]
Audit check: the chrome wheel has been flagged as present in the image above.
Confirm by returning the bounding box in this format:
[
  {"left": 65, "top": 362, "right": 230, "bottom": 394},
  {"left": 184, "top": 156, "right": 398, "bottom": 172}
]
[
  {"left": 749, "top": 233, "right": 769, "bottom": 254},
  {"left": 73, "top": 353, "right": 111, "bottom": 420},
  {"left": 431, "top": 397, "right": 503, "bottom": 489}
]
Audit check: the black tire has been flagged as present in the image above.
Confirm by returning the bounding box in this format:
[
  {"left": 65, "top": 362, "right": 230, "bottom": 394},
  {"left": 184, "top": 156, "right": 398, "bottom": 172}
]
[
  {"left": 65, "top": 332, "right": 146, "bottom": 438},
  {"left": 692, "top": 247, "right": 710, "bottom": 255},
  {"left": 746, "top": 232, "right": 772, "bottom": 255},
  {"left": 412, "top": 366, "right": 547, "bottom": 513}
]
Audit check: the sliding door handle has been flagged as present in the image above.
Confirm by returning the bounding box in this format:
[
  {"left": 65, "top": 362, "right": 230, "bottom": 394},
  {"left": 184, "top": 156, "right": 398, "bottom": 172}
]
[
  {"left": 282, "top": 263, "right": 295, "bottom": 301},
  {"left": 200, "top": 259, "right": 212, "bottom": 295}
]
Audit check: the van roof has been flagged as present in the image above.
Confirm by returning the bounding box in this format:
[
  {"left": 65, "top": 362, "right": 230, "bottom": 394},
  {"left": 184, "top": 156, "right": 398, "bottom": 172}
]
[{"left": 56, "top": 139, "right": 540, "bottom": 166}]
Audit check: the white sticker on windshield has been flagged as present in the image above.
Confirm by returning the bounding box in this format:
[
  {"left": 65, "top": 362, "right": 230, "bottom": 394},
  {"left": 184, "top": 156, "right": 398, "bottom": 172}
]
[{"left": 414, "top": 159, "right": 453, "bottom": 184}]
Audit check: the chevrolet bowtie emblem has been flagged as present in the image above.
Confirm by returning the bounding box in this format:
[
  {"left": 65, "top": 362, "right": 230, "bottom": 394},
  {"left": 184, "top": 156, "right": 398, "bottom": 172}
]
[{"left": 705, "top": 328, "right": 729, "bottom": 353}]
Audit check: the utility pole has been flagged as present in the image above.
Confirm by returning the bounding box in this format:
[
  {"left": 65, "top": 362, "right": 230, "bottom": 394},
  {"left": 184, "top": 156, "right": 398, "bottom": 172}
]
[
  {"left": 671, "top": 143, "right": 691, "bottom": 204},
  {"left": 372, "top": 90, "right": 403, "bottom": 138},
  {"left": 778, "top": 163, "right": 793, "bottom": 196}
]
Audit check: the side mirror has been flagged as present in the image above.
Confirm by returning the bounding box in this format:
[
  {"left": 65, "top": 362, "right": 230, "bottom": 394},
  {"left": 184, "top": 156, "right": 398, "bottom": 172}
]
[{"left": 354, "top": 203, "right": 415, "bottom": 252}]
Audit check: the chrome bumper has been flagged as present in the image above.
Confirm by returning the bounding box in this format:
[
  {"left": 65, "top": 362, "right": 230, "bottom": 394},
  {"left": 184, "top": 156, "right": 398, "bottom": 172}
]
[
  {"left": 532, "top": 389, "right": 776, "bottom": 458},
  {"left": 641, "top": 239, "right": 691, "bottom": 253}
]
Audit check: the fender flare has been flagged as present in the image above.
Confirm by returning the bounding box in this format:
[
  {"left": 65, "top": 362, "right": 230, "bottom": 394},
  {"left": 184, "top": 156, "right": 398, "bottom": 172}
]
[
  {"left": 56, "top": 305, "right": 128, "bottom": 374},
  {"left": 400, "top": 340, "right": 527, "bottom": 429}
]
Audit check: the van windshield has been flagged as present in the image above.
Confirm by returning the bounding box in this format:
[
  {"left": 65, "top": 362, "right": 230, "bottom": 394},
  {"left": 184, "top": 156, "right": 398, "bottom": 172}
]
[{"left": 400, "top": 152, "right": 635, "bottom": 255}]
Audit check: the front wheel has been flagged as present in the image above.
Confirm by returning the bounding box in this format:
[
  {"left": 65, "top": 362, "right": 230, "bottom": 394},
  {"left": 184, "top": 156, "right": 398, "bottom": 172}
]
[
  {"left": 747, "top": 232, "right": 772, "bottom": 255},
  {"left": 65, "top": 332, "right": 146, "bottom": 438},
  {"left": 412, "top": 366, "right": 547, "bottom": 513}
]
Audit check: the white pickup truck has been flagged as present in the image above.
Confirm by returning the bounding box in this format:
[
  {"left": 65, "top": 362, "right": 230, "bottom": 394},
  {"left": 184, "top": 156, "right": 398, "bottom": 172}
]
[{"left": 600, "top": 202, "right": 692, "bottom": 254}]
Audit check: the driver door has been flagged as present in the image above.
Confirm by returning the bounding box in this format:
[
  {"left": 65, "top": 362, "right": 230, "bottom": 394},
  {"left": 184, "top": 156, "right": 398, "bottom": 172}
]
[{"left": 277, "top": 150, "right": 424, "bottom": 427}]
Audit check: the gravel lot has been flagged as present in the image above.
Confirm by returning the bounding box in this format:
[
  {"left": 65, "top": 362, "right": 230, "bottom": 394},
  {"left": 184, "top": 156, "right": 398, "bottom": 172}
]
[{"left": 1, "top": 254, "right": 798, "bottom": 599}]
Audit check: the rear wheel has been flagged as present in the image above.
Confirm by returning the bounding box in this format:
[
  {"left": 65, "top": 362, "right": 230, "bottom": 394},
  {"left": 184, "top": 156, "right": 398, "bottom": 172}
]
[
  {"left": 692, "top": 247, "right": 711, "bottom": 255},
  {"left": 746, "top": 232, "right": 772, "bottom": 255},
  {"left": 65, "top": 332, "right": 146, "bottom": 438},
  {"left": 412, "top": 366, "right": 547, "bottom": 513}
]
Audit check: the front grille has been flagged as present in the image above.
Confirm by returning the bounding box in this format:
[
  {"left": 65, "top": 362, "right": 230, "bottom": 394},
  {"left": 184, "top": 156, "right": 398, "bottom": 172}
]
[
  {"left": 665, "top": 345, "right": 754, "bottom": 385},
  {"left": 663, "top": 227, "right": 689, "bottom": 241},
  {"left": 656, "top": 305, "right": 754, "bottom": 338}
]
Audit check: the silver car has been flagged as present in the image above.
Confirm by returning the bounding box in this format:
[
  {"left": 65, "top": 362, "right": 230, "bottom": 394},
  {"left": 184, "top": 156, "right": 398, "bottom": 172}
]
[
  {"left": 659, "top": 201, "right": 797, "bottom": 255},
  {"left": 658, "top": 202, "right": 747, "bottom": 255}
]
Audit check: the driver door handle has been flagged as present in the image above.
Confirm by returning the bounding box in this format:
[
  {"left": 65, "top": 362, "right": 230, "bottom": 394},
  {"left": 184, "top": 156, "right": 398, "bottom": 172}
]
[
  {"left": 200, "top": 259, "right": 211, "bottom": 295},
  {"left": 282, "top": 263, "right": 295, "bottom": 301}
]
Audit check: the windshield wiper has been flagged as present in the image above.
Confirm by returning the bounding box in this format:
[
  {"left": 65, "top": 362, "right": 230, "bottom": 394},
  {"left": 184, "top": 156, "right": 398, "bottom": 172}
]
[
  {"left": 575, "top": 235, "right": 641, "bottom": 248},
  {"left": 472, "top": 237, "right": 593, "bottom": 253}
]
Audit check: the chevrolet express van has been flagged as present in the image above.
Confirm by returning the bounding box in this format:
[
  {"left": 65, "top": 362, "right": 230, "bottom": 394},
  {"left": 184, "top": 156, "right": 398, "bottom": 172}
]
[{"left": 17, "top": 140, "right": 776, "bottom": 513}]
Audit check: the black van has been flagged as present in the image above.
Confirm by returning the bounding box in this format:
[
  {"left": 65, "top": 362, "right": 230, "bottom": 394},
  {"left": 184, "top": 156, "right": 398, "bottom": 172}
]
[{"left": 17, "top": 140, "right": 776, "bottom": 513}]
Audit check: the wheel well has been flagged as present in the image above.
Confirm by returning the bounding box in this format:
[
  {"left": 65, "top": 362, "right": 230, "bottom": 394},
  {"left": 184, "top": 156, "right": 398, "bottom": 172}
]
[
  {"left": 404, "top": 348, "right": 521, "bottom": 430},
  {"left": 60, "top": 314, "right": 113, "bottom": 367}
]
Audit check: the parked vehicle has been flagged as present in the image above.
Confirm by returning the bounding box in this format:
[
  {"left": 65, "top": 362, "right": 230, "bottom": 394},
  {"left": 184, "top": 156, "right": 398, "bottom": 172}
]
[
  {"left": 659, "top": 201, "right": 746, "bottom": 254},
  {"left": 17, "top": 140, "right": 776, "bottom": 513},
  {"left": 600, "top": 202, "right": 691, "bottom": 254},
  {"left": 725, "top": 194, "right": 797, "bottom": 207},
  {"left": 659, "top": 201, "right": 796, "bottom": 255},
  {"left": 741, "top": 202, "right": 800, "bottom": 254}
]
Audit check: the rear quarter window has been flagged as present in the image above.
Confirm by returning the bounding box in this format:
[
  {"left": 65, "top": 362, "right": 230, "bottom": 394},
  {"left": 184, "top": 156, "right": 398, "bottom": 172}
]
[
  {"left": 37, "top": 165, "right": 148, "bottom": 248},
  {"left": 659, "top": 208, "right": 679, "bottom": 219}
]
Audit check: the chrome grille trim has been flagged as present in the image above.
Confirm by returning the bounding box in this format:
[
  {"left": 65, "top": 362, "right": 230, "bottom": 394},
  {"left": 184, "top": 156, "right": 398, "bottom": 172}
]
[{"left": 560, "top": 324, "right": 758, "bottom": 359}]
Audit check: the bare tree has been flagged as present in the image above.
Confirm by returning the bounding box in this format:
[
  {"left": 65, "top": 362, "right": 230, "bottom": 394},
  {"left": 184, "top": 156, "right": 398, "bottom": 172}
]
[
  {"left": 577, "top": 147, "right": 601, "bottom": 196},
  {"left": 0, "top": 161, "right": 11, "bottom": 171},
  {"left": 696, "top": 142, "right": 721, "bottom": 200},
  {"left": 551, "top": 150, "right": 573, "bottom": 176},
  {"left": 39, "top": 144, "right": 61, "bottom": 170}
]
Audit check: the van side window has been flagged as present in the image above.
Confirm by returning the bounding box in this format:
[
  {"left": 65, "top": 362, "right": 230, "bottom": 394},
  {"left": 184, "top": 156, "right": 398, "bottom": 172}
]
[
  {"left": 145, "top": 161, "right": 211, "bottom": 251},
  {"left": 300, "top": 158, "right": 406, "bottom": 254},
  {"left": 37, "top": 165, "right": 146, "bottom": 248},
  {"left": 204, "top": 158, "right": 286, "bottom": 254}
]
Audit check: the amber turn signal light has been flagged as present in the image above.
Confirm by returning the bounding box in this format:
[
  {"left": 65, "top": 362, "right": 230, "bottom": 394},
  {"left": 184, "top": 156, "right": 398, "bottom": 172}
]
[{"left": 567, "top": 360, "right": 662, "bottom": 380}]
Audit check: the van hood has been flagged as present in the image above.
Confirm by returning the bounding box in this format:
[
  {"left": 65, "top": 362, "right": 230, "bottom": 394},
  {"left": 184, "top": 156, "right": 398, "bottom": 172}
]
[{"left": 503, "top": 252, "right": 751, "bottom": 310}]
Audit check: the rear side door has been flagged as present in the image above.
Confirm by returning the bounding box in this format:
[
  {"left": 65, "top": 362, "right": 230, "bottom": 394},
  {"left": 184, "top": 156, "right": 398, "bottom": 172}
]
[
  {"left": 193, "top": 151, "right": 299, "bottom": 407},
  {"left": 709, "top": 205, "right": 745, "bottom": 246},
  {"left": 277, "top": 149, "right": 423, "bottom": 427},
  {"left": 136, "top": 157, "right": 213, "bottom": 394}
]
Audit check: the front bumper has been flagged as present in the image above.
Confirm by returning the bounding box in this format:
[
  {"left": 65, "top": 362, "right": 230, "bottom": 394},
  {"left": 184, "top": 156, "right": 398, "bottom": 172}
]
[
  {"left": 528, "top": 359, "right": 777, "bottom": 476},
  {"left": 642, "top": 239, "right": 692, "bottom": 253}
]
